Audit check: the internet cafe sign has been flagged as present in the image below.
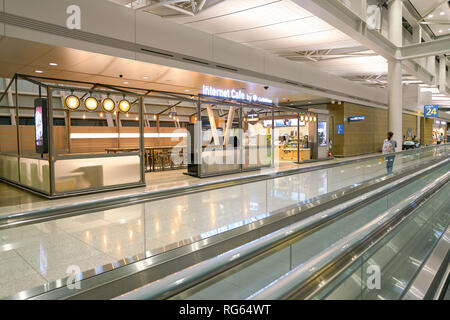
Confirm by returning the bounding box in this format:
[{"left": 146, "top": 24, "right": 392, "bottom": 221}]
[{"left": 202, "top": 85, "right": 273, "bottom": 104}]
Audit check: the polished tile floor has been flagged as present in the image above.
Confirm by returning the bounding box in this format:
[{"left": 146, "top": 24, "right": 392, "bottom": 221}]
[
  {"left": 0, "top": 154, "right": 378, "bottom": 216},
  {"left": 0, "top": 149, "right": 445, "bottom": 298}
]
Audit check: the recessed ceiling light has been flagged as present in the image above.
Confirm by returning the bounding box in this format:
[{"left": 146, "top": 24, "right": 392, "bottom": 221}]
[
  {"left": 308, "top": 102, "right": 312, "bottom": 104},
  {"left": 185, "top": 89, "right": 190, "bottom": 92},
  {"left": 35, "top": 70, "right": 43, "bottom": 73},
  {"left": 428, "top": 14, "right": 433, "bottom": 18},
  {"left": 49, "top": 62, "right": 58, "bottom": 66},
  {"left": 123, "top": 81, "right": 129, "bottom": 84},
  {"left": 440, "top": 11, "right": 445, "bottom": 16},
  {"left": 143, "top": 76, "right": 149, "bottom": 79},
  {"left": 439, "top": 29, "right": 443, "bottom": 33}
]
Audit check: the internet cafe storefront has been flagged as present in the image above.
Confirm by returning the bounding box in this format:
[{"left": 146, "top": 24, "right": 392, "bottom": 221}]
[
  {"left": 0, "top": 75, "right": 330, "bottom": 198},
  {"left": 269, "top": 110, "right": 330, "bottom": 166},
  {"left": 0, "top": 76, "right": 275, "bottom": 197},
  {"left": 196, "top": 86, "right": 332, "bottom": 172}
]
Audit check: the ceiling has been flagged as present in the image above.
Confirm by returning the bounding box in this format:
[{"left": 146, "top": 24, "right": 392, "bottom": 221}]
[
  {"left": 0, "top": 36, "right": 324, "bottom": 105},
  {"left": 110, "top": 0, "right": 450, "bottom": 107},
  {"left": 408, "top": 0, "right": 450, "bottom": 38},
  {"left": 110, "top": 1, "right": 450, "bottom": 85},
  {"left": 113, "top": 0, "right": 397, "bottom": 83}
]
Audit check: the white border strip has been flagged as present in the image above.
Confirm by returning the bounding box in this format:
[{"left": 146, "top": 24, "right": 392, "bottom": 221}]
[{"left": 70, "top": 133, "right": 187, "bottom": 139}]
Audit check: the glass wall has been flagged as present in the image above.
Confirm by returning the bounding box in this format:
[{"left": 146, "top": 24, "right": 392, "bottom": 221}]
[
  {"left": 15, "top": 80, "right": 49, "bottom": 192},
  {"left": 142, "top": 95, "right": 189, "bottom": 173},
  {"left": 200, "top": 103, "right": 241, "bottom": 176},
  {"left": 242, "top": 106, "right": 272, "bottom": 170},
  {"left": 0, "top": 79, "right": 19, "bottom": 183},
  {"left": 273, "top": 111, "right": 299, "bottom": 166}
]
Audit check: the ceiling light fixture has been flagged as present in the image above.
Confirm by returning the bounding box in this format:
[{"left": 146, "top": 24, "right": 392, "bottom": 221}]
[
  {"left": 84, "top": 96, "right": 99, "bottom": 112},
  {"left": 35, "top": 70, "right": 43, "bottom": 74},
  {"left": 428, "top": 14, "right": 433, "bottom": 18},
  {"left": 102, "top": 97, "right": 116, "bottom": 112},
  {"left": 49, "top": 62, "right": 58, "bottom": 66},
  {"left": 118, "top": 99, "right": 131, "bottom": 113},
  {"left": 439, "top": 29, "right": 443, "bottom": 33},
  {"left": 143, "top": 76, "right": 149, "bottom": 80},
  {"left": 64, "top": 95, "right": 80, "bottom": 110},
  {"left": 440, "top": 11, "right": 445, "bottom": 15}
]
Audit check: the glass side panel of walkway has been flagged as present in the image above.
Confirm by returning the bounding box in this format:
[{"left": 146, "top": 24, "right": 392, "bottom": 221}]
[{"left": 168, "top": 163, "right": 449, "bottom": 300}]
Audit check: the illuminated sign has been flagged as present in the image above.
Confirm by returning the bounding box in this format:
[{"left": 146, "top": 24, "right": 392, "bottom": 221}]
[
  {"left": 424, "top": 105, "right": 438, "bottom": 118},
  {"left": 263, "top": 119, "right": 298, "bottom": 127},
  {"left": 202, "top": 85, "right": 273, "bottom": 104},
  {"left": 336, "top": 124, "right": 344, "bottom": 134},
  {"left": 348, "top": 116, "right": 366, "bottom": 122},
  {"left": 34, "top": 98, "right": 48, "bottom": 154},
  {"left": 247, "top": 110, "right": 259, "bottom": 121}
]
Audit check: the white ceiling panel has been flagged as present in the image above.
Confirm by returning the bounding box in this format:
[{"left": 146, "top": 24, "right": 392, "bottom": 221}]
[
  {"left": 243, "top": 29, "right": 351, "bottom": 51},
  {"left": 218, "top": 16, "right": 332, "bottom": 43},
  {"left": 172, "top": 0, "right": 300, "bottom": 24},
  {"left": 409, "top": 0, "right": 450, "bottom": 37},
  {"left": 183, "top": 0, "right": 312, "bottom": 34}
]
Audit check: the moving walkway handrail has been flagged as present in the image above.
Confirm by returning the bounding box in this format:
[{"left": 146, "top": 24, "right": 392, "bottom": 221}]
[
  {"left": 249, "top": 172, "right": 450, "bottom": 300},
  {"left": 1, "top": 143, "right": 449, "bottom": 230},
  {"left": 114, "top": 158, "right": 450, "bottom": 300}
]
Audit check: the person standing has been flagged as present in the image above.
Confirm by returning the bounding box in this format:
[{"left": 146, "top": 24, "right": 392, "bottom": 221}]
[
  {"left": 437, "top": 132, "right": 441, "bottom": 145},
  {"left": 382, "top": 132, "right": 397, "bottom": 174}
]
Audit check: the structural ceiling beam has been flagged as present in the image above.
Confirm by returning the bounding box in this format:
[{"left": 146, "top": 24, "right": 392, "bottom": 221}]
[
  {"left": 291, "top": 0, "right": 397, "bottom": 59},
  {"left": 401, "top": 37, "right": 450, "bottom": 60},
  {"left": 291, "top": 0, "right": 435, "bottom": 84}
]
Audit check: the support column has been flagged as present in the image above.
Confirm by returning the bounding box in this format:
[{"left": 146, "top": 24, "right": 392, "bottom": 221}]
[
  {"left": 412, "top": 26, "right": 426, "bottom": 68},
  {"left": 416, "top": 115, "right": 421, "bottom": 142},
  {"left": 388, "top": 0, "right": 403, "bottom": 151},
  {"left": 388, "top": 0, "right": 402, "bottom": 47},
  {"left": 439, "top": 55, "right": 446, "bottom": 93}
]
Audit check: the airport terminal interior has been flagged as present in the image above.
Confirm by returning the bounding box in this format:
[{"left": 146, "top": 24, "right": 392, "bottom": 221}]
[{"left": 0, "top": 0, "right": 449, "bottom": 302}]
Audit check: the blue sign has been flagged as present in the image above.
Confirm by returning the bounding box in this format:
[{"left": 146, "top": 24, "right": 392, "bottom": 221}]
[
  {"left": 348, "top": 116, "right": 366, "bottom": 122},
  {"left": 336, "top": 124, "right": 344, "bottom": 135},
  {"left": 424, "top": 105, "right": 438, "bottom": 118}
]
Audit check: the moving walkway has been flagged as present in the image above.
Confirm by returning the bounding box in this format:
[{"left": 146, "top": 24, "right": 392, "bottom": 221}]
[
  {"left": 2, "top": 145, "right": 449, "bottom": 300},
  {"left": 116, "top": 159, "right": 449, "bottom": 301}
]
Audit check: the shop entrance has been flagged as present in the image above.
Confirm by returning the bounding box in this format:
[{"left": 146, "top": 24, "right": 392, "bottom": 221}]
[{"left": 272, "top": 111, "right": 317, "bottom": 167}]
